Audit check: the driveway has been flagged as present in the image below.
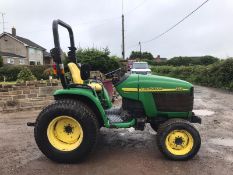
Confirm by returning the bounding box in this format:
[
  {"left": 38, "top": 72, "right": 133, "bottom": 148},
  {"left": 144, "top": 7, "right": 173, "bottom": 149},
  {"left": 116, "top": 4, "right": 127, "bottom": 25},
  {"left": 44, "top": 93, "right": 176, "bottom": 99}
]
[{"left": 0, "top": 86, "right": 233, "bottom": 175}]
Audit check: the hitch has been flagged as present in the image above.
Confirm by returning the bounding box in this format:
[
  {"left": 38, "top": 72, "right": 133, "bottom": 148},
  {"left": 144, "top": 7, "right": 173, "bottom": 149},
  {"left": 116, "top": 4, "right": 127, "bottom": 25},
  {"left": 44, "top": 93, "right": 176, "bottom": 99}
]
[
  {"left": 190, "top": 113, "right": 202, "bottom": 124},
  {"left": 27, "top": 122, "right": 35, "bottom": 127}
]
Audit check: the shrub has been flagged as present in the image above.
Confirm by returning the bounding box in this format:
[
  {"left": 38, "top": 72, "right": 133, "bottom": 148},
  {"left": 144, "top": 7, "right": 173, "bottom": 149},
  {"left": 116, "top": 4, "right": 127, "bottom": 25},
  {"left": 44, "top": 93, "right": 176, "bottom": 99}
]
[
  {"left": 28, "top": 65, "right": 51, "bottom": 80},
  {"left": 43, "top": 67, "right": 53, "bottom": 77},
  {"left": 17, "top": 67, "right": 36, "bottom": 83}
]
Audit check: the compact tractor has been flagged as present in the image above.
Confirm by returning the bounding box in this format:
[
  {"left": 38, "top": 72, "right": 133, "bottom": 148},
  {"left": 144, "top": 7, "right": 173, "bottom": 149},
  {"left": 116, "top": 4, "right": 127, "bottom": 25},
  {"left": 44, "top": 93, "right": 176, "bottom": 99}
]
[{"left": 28, "top": 20, "right": 201, "bottom": 163}]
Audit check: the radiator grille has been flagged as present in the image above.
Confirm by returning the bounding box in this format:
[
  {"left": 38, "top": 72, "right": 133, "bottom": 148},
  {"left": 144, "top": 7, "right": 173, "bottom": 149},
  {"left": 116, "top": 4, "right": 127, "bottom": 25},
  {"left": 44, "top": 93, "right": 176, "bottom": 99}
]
[{"left": 153, "top": 90, "right": 193, "bottom": 112}]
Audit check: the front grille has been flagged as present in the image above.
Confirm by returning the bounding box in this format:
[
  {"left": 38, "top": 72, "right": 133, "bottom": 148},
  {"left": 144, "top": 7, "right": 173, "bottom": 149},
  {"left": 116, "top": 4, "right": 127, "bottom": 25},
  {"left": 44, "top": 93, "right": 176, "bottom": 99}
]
[{"left": 153, "top": 90, "right": 193, "bottom": 112}]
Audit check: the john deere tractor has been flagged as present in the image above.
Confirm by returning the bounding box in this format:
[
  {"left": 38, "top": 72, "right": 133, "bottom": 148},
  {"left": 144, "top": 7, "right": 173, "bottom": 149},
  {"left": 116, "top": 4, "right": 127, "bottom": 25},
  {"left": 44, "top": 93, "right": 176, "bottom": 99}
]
[{"left": 28, "top": 20, "right": 201, "bottom": 163}]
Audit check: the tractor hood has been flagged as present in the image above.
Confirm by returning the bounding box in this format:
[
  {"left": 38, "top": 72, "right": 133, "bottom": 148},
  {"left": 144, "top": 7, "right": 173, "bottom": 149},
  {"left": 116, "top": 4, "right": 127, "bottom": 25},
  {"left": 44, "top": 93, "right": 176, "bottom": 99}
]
[
  {"left": 116, "top": 74, "right": 193, "bottom": 97},
  {"left": 138, "top": 74, "right": 193, "bottom": 91}
]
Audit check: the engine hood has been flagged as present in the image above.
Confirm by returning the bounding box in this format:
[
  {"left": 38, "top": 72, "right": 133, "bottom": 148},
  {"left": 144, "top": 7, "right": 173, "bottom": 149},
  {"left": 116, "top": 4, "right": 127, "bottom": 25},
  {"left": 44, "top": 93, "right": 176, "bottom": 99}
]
[
  {"left": 116, "top": 74, "right": 193, "bottom": 96},
  {"left": 138, "top": 74, "right": 193, "bottom": 92}
]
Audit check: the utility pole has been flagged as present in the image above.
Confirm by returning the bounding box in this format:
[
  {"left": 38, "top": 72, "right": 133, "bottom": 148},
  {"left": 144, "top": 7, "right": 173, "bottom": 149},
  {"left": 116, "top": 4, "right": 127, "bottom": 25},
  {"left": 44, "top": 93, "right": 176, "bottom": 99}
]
[
  {"left": 121, "top": 0, "right": 125, "bottom": 60},
  {"left": 139, "top": 41, "right": 142, "bottom": 59},
  {"left": 122, "top": 14, "right": 125, "bottom": 60}
]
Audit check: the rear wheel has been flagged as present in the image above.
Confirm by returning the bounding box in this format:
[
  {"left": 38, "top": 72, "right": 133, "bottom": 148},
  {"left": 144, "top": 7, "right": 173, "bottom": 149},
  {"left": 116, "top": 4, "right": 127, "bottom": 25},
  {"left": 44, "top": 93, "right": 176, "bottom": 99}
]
[
  {"left": 34, "top": 99, "right": 99, "bottom": 163},
  {"left": 156, "top": 119, "right": 201, "bottom": 160}
]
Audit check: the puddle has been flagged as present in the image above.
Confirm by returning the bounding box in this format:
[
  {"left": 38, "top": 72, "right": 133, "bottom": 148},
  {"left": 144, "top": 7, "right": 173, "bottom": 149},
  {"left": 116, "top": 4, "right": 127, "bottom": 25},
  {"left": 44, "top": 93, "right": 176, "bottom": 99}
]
[
  {"left": 225, "top": 155, "right": 233, "bottom": 163},
  {"left": 210, "top": 138, "right": 233, "bottom": 147},
  {"left": 193, "top": 109, "right": 215, "bottom": 116},
  {"left": 206, "top": 147, "right": 219, "bottom": 153}
]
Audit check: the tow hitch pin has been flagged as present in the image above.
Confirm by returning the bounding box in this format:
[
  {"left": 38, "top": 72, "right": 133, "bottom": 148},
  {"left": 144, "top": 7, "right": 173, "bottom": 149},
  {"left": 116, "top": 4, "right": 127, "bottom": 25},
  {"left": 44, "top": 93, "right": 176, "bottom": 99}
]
[{"left": 27, "top": 122, "right": 35, "bottom": 127}]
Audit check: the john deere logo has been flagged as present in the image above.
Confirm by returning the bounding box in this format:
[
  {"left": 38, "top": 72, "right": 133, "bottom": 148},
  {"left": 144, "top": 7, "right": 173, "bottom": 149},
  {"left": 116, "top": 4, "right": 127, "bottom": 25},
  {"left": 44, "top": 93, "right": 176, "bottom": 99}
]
[
  {"left": 139, "top": 88, "right": 163, "bottom": 92},
  {"left": 122, "top": 87, "right": 189, "bottom": 92}
]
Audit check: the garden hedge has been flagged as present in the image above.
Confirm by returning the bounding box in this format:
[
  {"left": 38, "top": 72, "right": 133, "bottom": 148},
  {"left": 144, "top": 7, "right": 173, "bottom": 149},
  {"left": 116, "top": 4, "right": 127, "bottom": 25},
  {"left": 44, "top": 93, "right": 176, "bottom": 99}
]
[
  {"left": 0, "top": 65, "right": 51, "bottom": 81},
  {"left": 151, "top": 58, "right": 233, "bottom": 90}
]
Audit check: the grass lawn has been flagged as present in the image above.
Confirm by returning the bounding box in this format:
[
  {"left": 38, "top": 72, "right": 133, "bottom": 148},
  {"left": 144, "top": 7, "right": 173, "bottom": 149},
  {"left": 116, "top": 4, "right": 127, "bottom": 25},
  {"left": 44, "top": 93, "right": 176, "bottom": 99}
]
[{"left": 0, "top": 81, "right": 16, "bottom": 85}]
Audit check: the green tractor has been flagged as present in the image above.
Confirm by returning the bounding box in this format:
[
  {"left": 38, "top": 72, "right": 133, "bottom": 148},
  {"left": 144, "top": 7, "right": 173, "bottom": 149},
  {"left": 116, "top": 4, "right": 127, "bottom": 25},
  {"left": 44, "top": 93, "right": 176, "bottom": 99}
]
[{"left": 28, "top": 20, "right": 201, "bottom": 163}]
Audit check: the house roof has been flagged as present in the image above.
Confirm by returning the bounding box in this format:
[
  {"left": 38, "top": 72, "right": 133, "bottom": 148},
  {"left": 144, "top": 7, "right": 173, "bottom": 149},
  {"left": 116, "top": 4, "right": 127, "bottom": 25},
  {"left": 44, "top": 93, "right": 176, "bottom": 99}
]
[
  {"left": 43, "top": 51, "right": 51, "bottom": 58},
  {"left": 0, "top": 51, "right": 25, "bottom": 58},
  {"left": 0, "top": 32, "right": 45, "bottom": 50}
]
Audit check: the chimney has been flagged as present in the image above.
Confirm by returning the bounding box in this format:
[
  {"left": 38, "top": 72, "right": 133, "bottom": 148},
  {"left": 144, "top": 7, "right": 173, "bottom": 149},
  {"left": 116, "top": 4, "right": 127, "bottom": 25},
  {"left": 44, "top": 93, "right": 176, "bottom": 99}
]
[{"left": 12, "top": 27, "right": 16, "bottom": 36}]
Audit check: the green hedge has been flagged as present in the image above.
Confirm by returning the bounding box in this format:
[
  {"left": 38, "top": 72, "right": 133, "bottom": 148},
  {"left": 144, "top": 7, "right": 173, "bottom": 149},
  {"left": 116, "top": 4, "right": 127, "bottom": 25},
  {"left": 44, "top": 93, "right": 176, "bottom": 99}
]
[
  {"left": 0, "top": 65, "right": 51, "bottom": 81},
  {"left": 151, "top": 58, "right": 233, "bottom": 90}
]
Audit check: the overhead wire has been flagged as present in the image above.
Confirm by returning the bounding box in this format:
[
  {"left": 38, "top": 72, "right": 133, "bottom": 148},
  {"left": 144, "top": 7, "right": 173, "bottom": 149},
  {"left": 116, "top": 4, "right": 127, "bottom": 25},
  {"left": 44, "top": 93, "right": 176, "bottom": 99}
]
[
  {"left": 75, "top": 0, "right": 149, "bottom": 27},
  {"left": 142, "top": 0, "right": 210, "bottom": 44},
  {"left": 127, "top": 0, "right": 210, "bottom": 49}
]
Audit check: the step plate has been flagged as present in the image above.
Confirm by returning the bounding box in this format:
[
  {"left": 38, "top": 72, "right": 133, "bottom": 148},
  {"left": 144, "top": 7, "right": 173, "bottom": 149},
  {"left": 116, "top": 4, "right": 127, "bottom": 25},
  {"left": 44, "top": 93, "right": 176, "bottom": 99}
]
[
  {"left": 105, "top": 107, "right": 131, "bottom": 124},
  {"left": 105, "top": 107, "right": 122, "bottom": 115},
  {"left": 107, "top": 114, "right": 124, "bottom": 123}
]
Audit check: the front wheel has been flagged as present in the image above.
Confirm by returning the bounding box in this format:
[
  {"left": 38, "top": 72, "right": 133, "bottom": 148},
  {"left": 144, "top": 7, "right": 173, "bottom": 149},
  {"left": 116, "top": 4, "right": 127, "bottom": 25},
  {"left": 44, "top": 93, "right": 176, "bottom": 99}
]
[
  {"left": 34, "top": 99, "right": 99, "bottom": 163},
  {"left": 156, "top": 119, "right": 201, "bottom": 160}
]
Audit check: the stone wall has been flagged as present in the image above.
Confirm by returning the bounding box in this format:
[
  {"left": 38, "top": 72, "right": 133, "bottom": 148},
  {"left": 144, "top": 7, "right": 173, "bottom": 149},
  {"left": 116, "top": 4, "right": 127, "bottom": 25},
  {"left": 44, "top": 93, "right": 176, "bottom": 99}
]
[{"left": 0, "top": 80, "right": 62, "bottom": 112}]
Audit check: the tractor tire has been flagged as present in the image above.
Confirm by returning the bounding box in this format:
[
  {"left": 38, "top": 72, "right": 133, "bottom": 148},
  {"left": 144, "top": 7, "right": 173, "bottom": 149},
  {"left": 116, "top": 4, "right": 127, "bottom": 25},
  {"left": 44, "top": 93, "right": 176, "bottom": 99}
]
[
  {"left": 156, "top": 118, "right": 201, "bottom": 161},
  {"left": 34, "top": 99, "right": 99, "bottom": 163}
]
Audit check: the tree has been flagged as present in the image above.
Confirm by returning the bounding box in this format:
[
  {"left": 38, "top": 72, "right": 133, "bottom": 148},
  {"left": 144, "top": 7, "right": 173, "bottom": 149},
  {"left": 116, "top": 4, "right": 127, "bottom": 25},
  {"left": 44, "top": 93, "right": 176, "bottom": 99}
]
[
  {"left": 0, "top": 56, "right": 3, "bottom": 67},
  {"left": 129, "top": 51, "right": 141, "bottom": 60},
  {"left": 129, "top": 51, "right": 154, "bottom": 60},
  {"left": 199, "top": 56, "right": 219, "bottom": 65},
  {"left": 75, "top": 48, "right": 120, "bottom": 73},
  {"left": 142, "top": 52, "right": 153, "bottom": 60},
  {"left": 167, "top": 57, "right": 192, "bottom": 66},
  {"left": 167, "top": 56, "right": 219, "bottom": 66}
]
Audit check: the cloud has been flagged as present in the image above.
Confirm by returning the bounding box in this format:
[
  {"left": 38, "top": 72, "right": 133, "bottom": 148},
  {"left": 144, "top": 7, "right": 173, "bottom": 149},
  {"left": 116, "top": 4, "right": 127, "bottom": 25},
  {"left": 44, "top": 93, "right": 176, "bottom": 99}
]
[{"left": 1, "top": 0, "right": 232, "bottom": 58}]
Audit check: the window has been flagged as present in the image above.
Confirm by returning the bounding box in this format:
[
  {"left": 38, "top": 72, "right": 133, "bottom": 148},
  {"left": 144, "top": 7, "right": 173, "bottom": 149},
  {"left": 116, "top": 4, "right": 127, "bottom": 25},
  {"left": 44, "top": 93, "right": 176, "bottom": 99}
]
[
  {"left": 7, "top": 58, "right": 14, "bottom": 64},
  {"left": 37, "top": 61, "right": 41, "bottom": 65},
  {"left": 30, "top": 61, "right": 36, "bottom": 65},
  {"left": 19, "top": 59, "right": 25, "bottom": 65},
  {"left": 132, "top": 62, "right": 149, "bottom": 69}
]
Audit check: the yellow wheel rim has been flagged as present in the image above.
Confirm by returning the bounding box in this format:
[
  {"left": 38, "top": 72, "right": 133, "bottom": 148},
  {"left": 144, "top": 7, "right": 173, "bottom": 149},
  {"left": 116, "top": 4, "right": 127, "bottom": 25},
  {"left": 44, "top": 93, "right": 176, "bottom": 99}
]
[
  {"left": 47, "top": 116, "right": 83, "bottom": 151},
  {"left": 165, "top": 130, "right": 194, "bottom": 156}
]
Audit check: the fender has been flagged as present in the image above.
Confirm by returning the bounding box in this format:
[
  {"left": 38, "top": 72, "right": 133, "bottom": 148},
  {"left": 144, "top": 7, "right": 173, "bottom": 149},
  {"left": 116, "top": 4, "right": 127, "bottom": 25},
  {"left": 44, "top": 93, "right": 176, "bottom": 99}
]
[{"left": 53, "top": 88, "right": 110, "bottom": 127}]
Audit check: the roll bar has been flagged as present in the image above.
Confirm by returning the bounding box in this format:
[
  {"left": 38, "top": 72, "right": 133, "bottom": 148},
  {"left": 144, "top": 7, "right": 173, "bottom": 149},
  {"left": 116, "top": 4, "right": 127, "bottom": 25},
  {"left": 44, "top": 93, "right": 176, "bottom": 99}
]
[{"left": 50, "top": 19, "right": 77, "bottom": 88}]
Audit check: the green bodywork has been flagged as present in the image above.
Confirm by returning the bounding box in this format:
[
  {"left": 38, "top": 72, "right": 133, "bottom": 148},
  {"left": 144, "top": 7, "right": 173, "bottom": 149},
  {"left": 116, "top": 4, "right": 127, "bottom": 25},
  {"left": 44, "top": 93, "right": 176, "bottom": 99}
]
[
  {"left": 54, "top": 74, "right": 193, "bottom": 128},
  {"left": 116, "top": 74, "right": 193, "bottom": 118}
]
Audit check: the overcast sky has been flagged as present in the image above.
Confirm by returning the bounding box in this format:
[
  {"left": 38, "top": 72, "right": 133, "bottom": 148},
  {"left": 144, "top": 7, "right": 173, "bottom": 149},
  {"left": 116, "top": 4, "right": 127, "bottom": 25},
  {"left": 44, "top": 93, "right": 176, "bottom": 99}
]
[{"left": 0, "top": 0, "right": 233, "bottom": 59}]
